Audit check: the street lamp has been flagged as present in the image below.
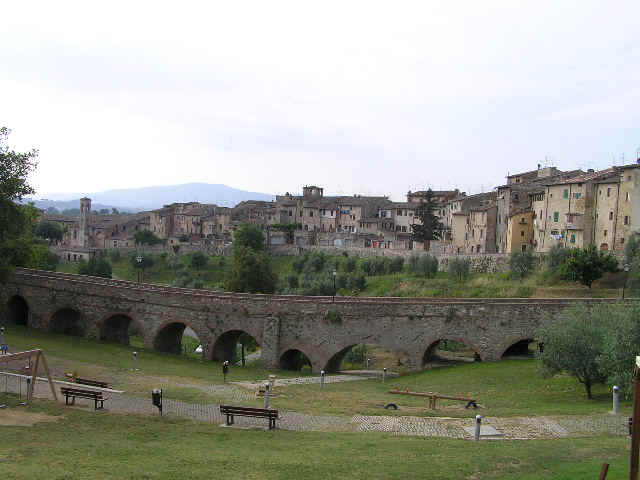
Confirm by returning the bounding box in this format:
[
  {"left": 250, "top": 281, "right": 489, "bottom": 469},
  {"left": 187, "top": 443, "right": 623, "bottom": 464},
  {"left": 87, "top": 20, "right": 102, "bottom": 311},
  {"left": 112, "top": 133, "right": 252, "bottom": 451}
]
[
  {"left": 623, "top": 263, "right": 631, "bottom": 299},
  {"left": 136, "top": 255, "right": 143, "bottom": 283},
  {"left": 332, "top": 269, "right": 337, "bottom": 302}
]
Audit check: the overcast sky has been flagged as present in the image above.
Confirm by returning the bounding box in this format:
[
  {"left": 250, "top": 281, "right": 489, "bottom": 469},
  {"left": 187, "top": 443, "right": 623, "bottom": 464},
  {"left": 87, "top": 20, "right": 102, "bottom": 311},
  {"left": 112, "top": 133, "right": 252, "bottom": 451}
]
[{"left": 2, "top": 1, "right": 639, "bottom": 201}]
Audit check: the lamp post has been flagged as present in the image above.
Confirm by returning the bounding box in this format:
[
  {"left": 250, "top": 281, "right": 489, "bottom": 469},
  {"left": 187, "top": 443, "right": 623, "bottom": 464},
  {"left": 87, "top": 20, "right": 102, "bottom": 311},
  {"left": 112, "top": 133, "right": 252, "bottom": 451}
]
[
  {"left": 623, "top": 263, "right": 631, "bottom": 300},
  {"left": 332, "top": 269, "right": 337, "bottom": 302},
  {"left": 136, "top": 255, "right": 144, "bottom": 283}
]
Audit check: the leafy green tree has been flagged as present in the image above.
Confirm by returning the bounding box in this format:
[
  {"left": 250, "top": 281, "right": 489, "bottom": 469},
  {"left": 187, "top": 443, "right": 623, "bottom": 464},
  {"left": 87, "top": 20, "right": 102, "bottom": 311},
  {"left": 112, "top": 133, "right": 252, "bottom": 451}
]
[
  {"left": 509, "top": 250, "right": 535, "bottom": 280},
  {"left": 134, "top": 229, "right": 163, "bottom": 246},
  {"left": 35, "top": 221, "right": 64, "bottom": 243},
  {"left": 447, "top": 257, "right": 470, "bottom": 282},
  {"left": 537, "top": 304, "right": 609, "bottom": 399},
  {"left": 98, "top": 208, "right": 110, "bottom": 215},
  {"left": 233, "top": 224, "right": 265, "bottom": 251},
  {"left": 78, "top": 256, "right": 112, "bottom": 278},
  {"left": 410, "top": 189, "right": 444, "bottom": 250},
  {"left": 271, "top": 223, "right": 297, "bottom": 244},
  {"left": 0, "top": 127, "right": 39, "bottom": 283},
  {"left": 596, "top": 302, "right": 640, "bottom": 399},
  {"left": 190, "top": 251, "right": 208, "bottom": 269},
  {"left": 30, "top": 244, "right": 59, "bottom": 271},
  {"left": 417, "top": 255, "right": 439, "bottom": 278},
  {"left": 226, "top": 246, "right": 276, "bottom": 293},
  {"left": 561, "top": 245, "right": 618, "bottom": 288}
]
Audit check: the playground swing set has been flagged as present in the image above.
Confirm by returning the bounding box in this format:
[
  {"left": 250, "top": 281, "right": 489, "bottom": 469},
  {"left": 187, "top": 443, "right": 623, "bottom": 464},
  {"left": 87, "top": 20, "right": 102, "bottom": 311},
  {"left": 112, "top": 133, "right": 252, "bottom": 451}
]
[{"left": 0, "top": 349, "right": 58, "bottom": 405}]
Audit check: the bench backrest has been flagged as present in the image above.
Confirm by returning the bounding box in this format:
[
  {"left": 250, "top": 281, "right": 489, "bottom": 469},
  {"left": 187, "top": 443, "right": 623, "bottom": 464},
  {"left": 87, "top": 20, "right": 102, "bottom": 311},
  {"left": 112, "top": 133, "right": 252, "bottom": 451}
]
[
  {"left": 61, "top": 387, "right": 104, "bottom": 398},
  {"left": 76, "top": 378, "right": 109, "bottom": 388},
  {"left": 220, "top": 405, "right": 277, "bottom": 416}
]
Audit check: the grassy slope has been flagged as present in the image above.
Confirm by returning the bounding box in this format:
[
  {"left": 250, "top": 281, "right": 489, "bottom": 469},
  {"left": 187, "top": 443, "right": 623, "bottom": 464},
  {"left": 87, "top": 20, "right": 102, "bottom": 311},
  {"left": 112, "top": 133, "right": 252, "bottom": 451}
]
[
  {"left": 57, "top": 253, "right": 626, "bottom": 298},
  {"left": 0, "top": 393, "right": 629, "bottom": 480}
]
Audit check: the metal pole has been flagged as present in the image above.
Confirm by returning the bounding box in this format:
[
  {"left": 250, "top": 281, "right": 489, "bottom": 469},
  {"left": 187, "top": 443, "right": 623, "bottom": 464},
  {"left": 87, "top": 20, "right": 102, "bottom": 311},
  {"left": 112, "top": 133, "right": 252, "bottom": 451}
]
[
  {"left": 132, "top": 351, "right": 138, "bottom": 371},
  {"left": 382, "top": 367, "right": 387, "bottom": 383},
  {"left": 263, "top": 383, "right": 270, "bottom": 409},
  {"left": 367, "top": 358, "right": 371, "bottom": 369},
  {"left": 613, "top": 385, "right": 620, "bottom": 414},
  {"left": 630, "top": 356, "right": 640, "bottom": 480},
  {"left": 320, "top": 370, "right": 325, "bottom": 389},
  {"left": 474, "top": 415, "right": 482, "bottom": 441}
]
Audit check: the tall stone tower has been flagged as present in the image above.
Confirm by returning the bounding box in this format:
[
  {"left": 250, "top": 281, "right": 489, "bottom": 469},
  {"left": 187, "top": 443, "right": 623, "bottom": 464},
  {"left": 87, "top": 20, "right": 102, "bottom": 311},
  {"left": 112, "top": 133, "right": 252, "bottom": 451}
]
[{"left": 79, "top": 197, "right": 91, "bottom": 247}]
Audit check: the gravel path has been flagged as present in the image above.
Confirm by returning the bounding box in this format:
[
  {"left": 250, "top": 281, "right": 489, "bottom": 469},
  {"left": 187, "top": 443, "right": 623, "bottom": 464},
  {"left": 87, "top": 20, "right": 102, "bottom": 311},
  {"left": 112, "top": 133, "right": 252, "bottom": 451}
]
[{"left": 2, "top": 373, "right": 629, "bottom": 439}]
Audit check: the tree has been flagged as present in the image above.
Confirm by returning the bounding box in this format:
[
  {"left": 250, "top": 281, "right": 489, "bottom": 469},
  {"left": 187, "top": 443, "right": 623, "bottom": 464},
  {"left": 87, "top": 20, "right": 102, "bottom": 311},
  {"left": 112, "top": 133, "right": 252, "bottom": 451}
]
[
  {"left": 509, "top": 250, "right": 535, "bottom": 280},
  {"left": 35, "top": 221, "right": 64, "bottom": 243},
  {"left": 561, "top": 245, "right": 618, "bottom": 288},
  {"left": 411, "top": 189, "right": 444, "bottom": 250},
  {"left": 226, "top": 246, "right": 277, "bottom": 294},
  {"left": 624, "top": 233, "right": 640, "bottom": 267},
  {"left": 537, "top": 304, "right": 609, "bottom": 399},
  {"left": 233, "top": 224, "right": 266, "bottom": 251},
  {"left": 0, "top": 127, "right": 39, "bottom": 283},
  {"left": 447, "top": 257, "right": 470, "bottom": 283},
  {"left": 190, "top": 251, "right": 208, "bottom": 269},
  {"left": 134, "top": 230, "right": 163, "bottom": 246},
  {"left": 596, "top": 302, "right": 640, "bottom": 399},
  {"left": 78, "top": 256, "right": 112, "bottom": 278},
  {"left": 129, "top": 253, "right": 154, "bottom": 270}
]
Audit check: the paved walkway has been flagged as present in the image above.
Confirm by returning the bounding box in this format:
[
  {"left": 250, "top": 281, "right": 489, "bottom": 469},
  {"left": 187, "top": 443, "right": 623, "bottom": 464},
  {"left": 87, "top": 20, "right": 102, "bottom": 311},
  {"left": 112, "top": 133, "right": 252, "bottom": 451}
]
[{"left": 2, "top": 373, "right": 628, "bottom": 440}]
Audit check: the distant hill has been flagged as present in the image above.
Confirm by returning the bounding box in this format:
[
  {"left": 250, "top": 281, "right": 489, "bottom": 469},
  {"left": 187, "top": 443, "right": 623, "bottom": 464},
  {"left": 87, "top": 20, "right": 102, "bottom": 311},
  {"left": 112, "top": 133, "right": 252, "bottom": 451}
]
[{"left": 30, "top": 183, "right": 275, "bottom": 212}]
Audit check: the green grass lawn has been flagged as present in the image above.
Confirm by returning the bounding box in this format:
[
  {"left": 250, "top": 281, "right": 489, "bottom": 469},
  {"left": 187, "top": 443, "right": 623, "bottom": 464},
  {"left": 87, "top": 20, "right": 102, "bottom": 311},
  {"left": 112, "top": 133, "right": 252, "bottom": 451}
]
[{"left": 0, "top": 392, "right": 630, "bottom": 480}]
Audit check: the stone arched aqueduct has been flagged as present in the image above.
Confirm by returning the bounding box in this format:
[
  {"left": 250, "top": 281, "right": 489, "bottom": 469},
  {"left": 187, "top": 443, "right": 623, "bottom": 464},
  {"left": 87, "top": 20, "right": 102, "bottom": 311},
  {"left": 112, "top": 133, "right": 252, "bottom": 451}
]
[{"left": 2, "top": 269, "right": 622, "bottom": 372}]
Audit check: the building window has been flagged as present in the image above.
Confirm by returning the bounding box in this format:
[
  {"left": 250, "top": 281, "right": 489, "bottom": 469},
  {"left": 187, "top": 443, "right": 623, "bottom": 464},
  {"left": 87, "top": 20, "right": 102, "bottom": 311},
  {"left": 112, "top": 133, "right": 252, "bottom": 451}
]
[
  {"left": 625, "top": 216, "right": 629, "bottom": 225},
  {"left": 609, "top": 211, "right": 613, "bottom": 220},
  {"left": 563, "top": 189, "right": 568, "bottom": 199},
  {"left": 604, "top": 229, "right": 608, "bottom": 237},
  {"left": 309, "top": 211, "right": 313, "bottom": 217},
  {"left": 621, "top": 238, "right": 626, "bottom": 244},
  {"left": 607, "top": 188, "right": 611, "bottom": 197},
  {"left": 553, "top": 212, "right": 559, "bottom": 222},
  {"left": 627, "top": 192, "right": 631, "bottom": 202},
  {"left": 288, "top": 210, "right": 292, "bottom": 217},
  {"left": 570, "top": 234, "right": 575, "bottom": 244},
  {"left": 573, "top": 192, "right": 581, "bottom": 199},
  {"left": 520, "top": 230, "right": 524, "bottom": 237}
]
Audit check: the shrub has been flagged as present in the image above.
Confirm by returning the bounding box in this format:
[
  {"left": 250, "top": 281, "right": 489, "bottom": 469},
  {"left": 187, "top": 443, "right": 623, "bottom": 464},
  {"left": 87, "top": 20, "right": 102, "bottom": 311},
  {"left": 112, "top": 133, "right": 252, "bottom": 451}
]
[
  {"left": 347, "top": 273, "right": 366, "bottom": 291},
  {"left": 190, "top": 251, "right": 208, "bottom": 269},
  {"left": 286, "top": 275, "right": 299, "bottom": 289},
  {"left": 389, "top": 256, "right": 404, "bottom": 274},
  {"left": 308, "top": 252, "right": 326, "bottom": 273},
  {"left": 547, "top": 245, "right": 569, "bottom": 271},
  {"left": 448, "top": 258, "right": 470, "bottom": 282},
  {"left": 510, "top": 251, "right": 535, "bottom": 280},
  {"left": 407, "top": 255, "right": 419, "bottom": 274},
  {"left": 416, "top": 255, "right": 438, "bottom": 278},
  {"left": 79, "top": 256, "right": 112, "bottom": 278},
  {"left": 292, "top": 255, "right": 306, "bottom": 274},
  {"left": 624, "top": 233, "right": 640, "bottom": 267},
  {"left": 343, "top": 256, "right": 357, "bottom": 273}
]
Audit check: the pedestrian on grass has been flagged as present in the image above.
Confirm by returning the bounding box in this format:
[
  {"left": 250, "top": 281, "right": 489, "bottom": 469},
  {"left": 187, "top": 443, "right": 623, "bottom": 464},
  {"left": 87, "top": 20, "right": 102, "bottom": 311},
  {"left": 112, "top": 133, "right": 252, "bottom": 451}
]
[{"left": 222, "top": 360, "right": 229, "bottom": 382}]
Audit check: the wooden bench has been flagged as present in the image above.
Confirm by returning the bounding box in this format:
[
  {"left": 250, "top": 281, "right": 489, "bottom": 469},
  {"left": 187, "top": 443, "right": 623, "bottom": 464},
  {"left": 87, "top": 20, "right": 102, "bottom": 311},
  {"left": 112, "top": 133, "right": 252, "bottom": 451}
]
[
  {"left": 220, "top": 405, "right": 278, "bottom": 430},
  {"left": 60, "top": 387, "right": 108, "bottom": 410},
  {"left": 75, "top": 377, "right": 109, "bottom": 389}
]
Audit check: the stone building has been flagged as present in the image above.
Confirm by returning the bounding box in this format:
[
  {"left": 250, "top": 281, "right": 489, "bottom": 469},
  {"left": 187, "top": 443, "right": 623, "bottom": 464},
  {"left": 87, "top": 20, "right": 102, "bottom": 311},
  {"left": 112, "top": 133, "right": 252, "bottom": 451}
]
[
  {"left": 506, "top": 208, "right": 534, "bottom": 253},
  {"left": 531, "top": 164, "right": 640, "bottom": 252}
]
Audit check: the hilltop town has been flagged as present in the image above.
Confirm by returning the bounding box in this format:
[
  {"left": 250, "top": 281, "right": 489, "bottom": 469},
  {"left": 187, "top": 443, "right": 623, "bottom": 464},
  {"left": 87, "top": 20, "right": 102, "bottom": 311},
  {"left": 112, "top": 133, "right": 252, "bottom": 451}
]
[{"left": 46, "top": 162, "right": 640, "bottom": 261}]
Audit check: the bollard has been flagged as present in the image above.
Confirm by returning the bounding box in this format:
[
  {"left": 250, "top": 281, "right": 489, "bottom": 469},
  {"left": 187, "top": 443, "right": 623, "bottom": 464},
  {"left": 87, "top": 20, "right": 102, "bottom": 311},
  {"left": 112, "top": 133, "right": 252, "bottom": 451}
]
[
  {"left": 366, "top": 358, "right": 371, "bottom": 369},
  {"left": 612, "top": 385, "right": 620, "bottom": 414},
  {"left": 152, "top": 388, "right": 163, "bottom": 416},
  {"left": 382, "top": 367, "right": 387, "bottom": 383},
  {"left": 263, "top": 383, "right": 270, "bottom": 409},
  {"left": 474, "top": 415, "right": 482, "bottom": 441},
  {"left": 320, "top": 370, "right": 325, "bottom": 389},
  {"left": 132, "top": 351, "right": 139, "bottom": 371}
]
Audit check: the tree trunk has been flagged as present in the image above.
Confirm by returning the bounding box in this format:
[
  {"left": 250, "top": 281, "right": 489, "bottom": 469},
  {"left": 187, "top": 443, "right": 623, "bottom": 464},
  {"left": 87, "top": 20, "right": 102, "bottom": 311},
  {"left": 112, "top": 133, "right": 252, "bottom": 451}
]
[
  {"left": 241, "top": 343, "right": 245, "bottom": 367},
  {"left": 585, "top": 381, "right": 593, "bottom": 399}
]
